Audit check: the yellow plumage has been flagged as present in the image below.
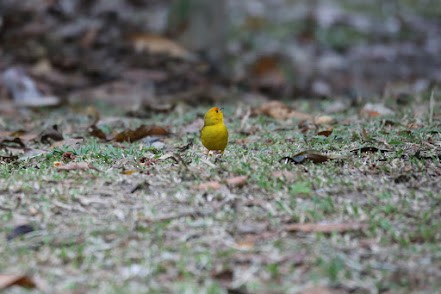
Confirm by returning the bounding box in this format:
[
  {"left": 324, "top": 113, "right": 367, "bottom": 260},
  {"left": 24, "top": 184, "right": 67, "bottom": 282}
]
[{"left": 200, "top": 107, "right": 228, "bottom": 153}]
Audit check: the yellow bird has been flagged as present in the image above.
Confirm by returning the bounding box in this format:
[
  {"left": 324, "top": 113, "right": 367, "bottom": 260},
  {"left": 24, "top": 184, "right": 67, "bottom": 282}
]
[{"left": 200, "top": 107, "right": 228, "bottom": 153}]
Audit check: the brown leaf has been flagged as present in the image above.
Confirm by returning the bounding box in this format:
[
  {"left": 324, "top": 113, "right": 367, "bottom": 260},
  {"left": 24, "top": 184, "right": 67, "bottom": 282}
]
[
  {"left": 88, "top": 125, "right": 107, "bottom": 140},
  {"left": 0, "top": 274, "right": 36, "bottom": 289},
  {"left": 54, "top": 161, "right": 98, "bottom": 171},
  {"left": 122, "top": 169, "right": 137, "bottom": 175},
  {"left": 0, "top": 137, "right": 26, "bottom": 149},
  {"left": 317, "top": 128, "right": 333, "bottom": 137},
  {"left": 113, "top": 125, "right": 169, "bottom": 142},
  {"left": 0, "top": 155, "right": 19, "bottom": 163},
  {"left": 280, "top": 150, "right": 332, "bottom": 164},
  {"left": 40, "top": 125, "right": 63, "bottom": 144},
  {"left": 62, "top": 152, "right": 76, "bottom": 162},
  {"left": 131, "top": 33, "right": 192, "bottom": 59},
  {"left": 285, "top": 223, "right": 367, "bottom": 233},
  {"left": 350, "top": 147, "right": 390, "bottom": 154},
  {"left": 257, "top": 100, "right": 312, "bottom": 120}
]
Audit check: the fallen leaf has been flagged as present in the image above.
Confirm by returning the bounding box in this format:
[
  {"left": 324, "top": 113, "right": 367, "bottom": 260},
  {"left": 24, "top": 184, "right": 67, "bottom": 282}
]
[
  {"left": 54, "top": 161, "right": 98, "bottom": 171},
  {"left": 62, "top": 152, "right": 76, "bottom": 161},
  {"left": 88, "top": 125, "right": 107, "bottom": 140},
  {"left": 280, "top": 150, "right": 332, "bottom": 164},
  {"left": 6, "top": 224, "right": 35, "bottom": 241},
  {"left": 40, "top": 125, "right": 63, "bottom": 144},
  {"left": 256, "top": 100, "right": 312, "bottom": 120},
  {"left": 131, "top": 33, "right": 192, "bottom": 60},
  {"left": 122, "top": 169, "right": 137, "bottom": 175},
  {"left": 225, "top": 176, "right": 248, "bottom": 187},
  {"left": 177, "top": 140, "right": 193, "bottom": 152},
  {"left": 196, "top": 181, "right": 222, "bottom": 191},
  {"left": 158, "top": 153, "right": 188, "bottom": 166},
  {"left": 350, "top": 147, "right": 390, "bottom": 154},
  {"left": 0, "top": 155, "right": 19, "bottom": 163},
  {"left": 317, "top": 128, "right": 333, "bottom": 137},
  {"left": 113, "top": 125, "right": 169, "bottom": 142},
  {"left": 360, "top": 103, "right": 395, "bottom": 118},
  {"left": 285, "top": 222, "right": 367, "bottom": 233},
  {"left": 0, "top": 137, "right": 26, "bottom": 149},
  {"left": 0, "top": 274, "right": 36, "bottom": 289}
]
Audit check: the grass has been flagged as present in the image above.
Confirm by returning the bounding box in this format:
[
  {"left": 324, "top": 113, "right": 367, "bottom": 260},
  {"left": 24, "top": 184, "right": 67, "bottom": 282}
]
[{"left": 0, "top": 97, "right": 440, "bottom": 293}]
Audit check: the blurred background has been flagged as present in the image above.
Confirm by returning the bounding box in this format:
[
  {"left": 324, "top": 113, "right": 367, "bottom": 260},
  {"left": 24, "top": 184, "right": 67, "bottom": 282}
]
[{"left": 1, "top": 0, "right": 440, "bottom": 110}]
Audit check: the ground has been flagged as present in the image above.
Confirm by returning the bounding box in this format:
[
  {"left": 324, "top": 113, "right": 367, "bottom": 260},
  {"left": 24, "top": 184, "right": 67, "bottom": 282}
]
[{"left": 0, "top": 97, "right": 440, "bottom": 293}]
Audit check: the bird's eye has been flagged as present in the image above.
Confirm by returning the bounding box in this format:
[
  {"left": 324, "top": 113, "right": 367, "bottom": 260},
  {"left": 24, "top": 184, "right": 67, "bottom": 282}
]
[{"left": 216, "top": 110, "right": 218, "bottom": 113}]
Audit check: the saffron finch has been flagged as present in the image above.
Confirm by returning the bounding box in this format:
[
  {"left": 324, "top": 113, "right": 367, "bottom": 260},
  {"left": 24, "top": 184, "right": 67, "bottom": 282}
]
[{"left": 200, "top": 107, "right": 228, "bottom": 153}]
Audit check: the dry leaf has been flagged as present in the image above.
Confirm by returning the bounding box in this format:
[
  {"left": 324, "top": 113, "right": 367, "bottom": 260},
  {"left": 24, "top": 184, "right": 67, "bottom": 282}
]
[
  {"left": 54, "top": 161, "right": 98, "bottom": 171},
  {"left": 61, "top": 152, "right": 76, "bottom": 161},
  {"left": 285, "top": 222, "right": 367, "bottom": 233},
  {"left": 0, "top": 137, "right": 26, "bottom": 149},
  {"left": 88, "top": 125, "right": 107, "bottom": 140},
  {"left": 360, "top": 103, "right": 395, "bottom": 118},
  {"left": 0, "top": 274, "right": 36, "bottom": 289},
  {"left": 257, "top": 100, "right": 311, "bottom": 120},
  {"left": 317, "top": 128, "right": 333, "bottom": 137},
  {"left": 350, "top": 147, "right": 390, "bottom": 154},
  {"left": 131, "top": 33, "right": 191, "bottom": 59},
  {"left": 6, "top": 224, "right": 35, "bottom": 241},
  {"left": 225, "top": 176, "right": 248, "bottom": 187},
  {"left": 281, "top": 150, "right": 333, "bottom": 164},
  {"left": 122, "top": 169, "right": 137, "bottom": 175},
  {"left": 0, "top": 155, "right": 19, "bottom": 163},
  {"left": 196, "top": 181, "right": 222, "bottom": 191},
  {"left": 40, "top": 125, "right": 63, "bottom": 144},
  {"left": 113, "top": 125, "right": 169, "bottom": 142}
]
